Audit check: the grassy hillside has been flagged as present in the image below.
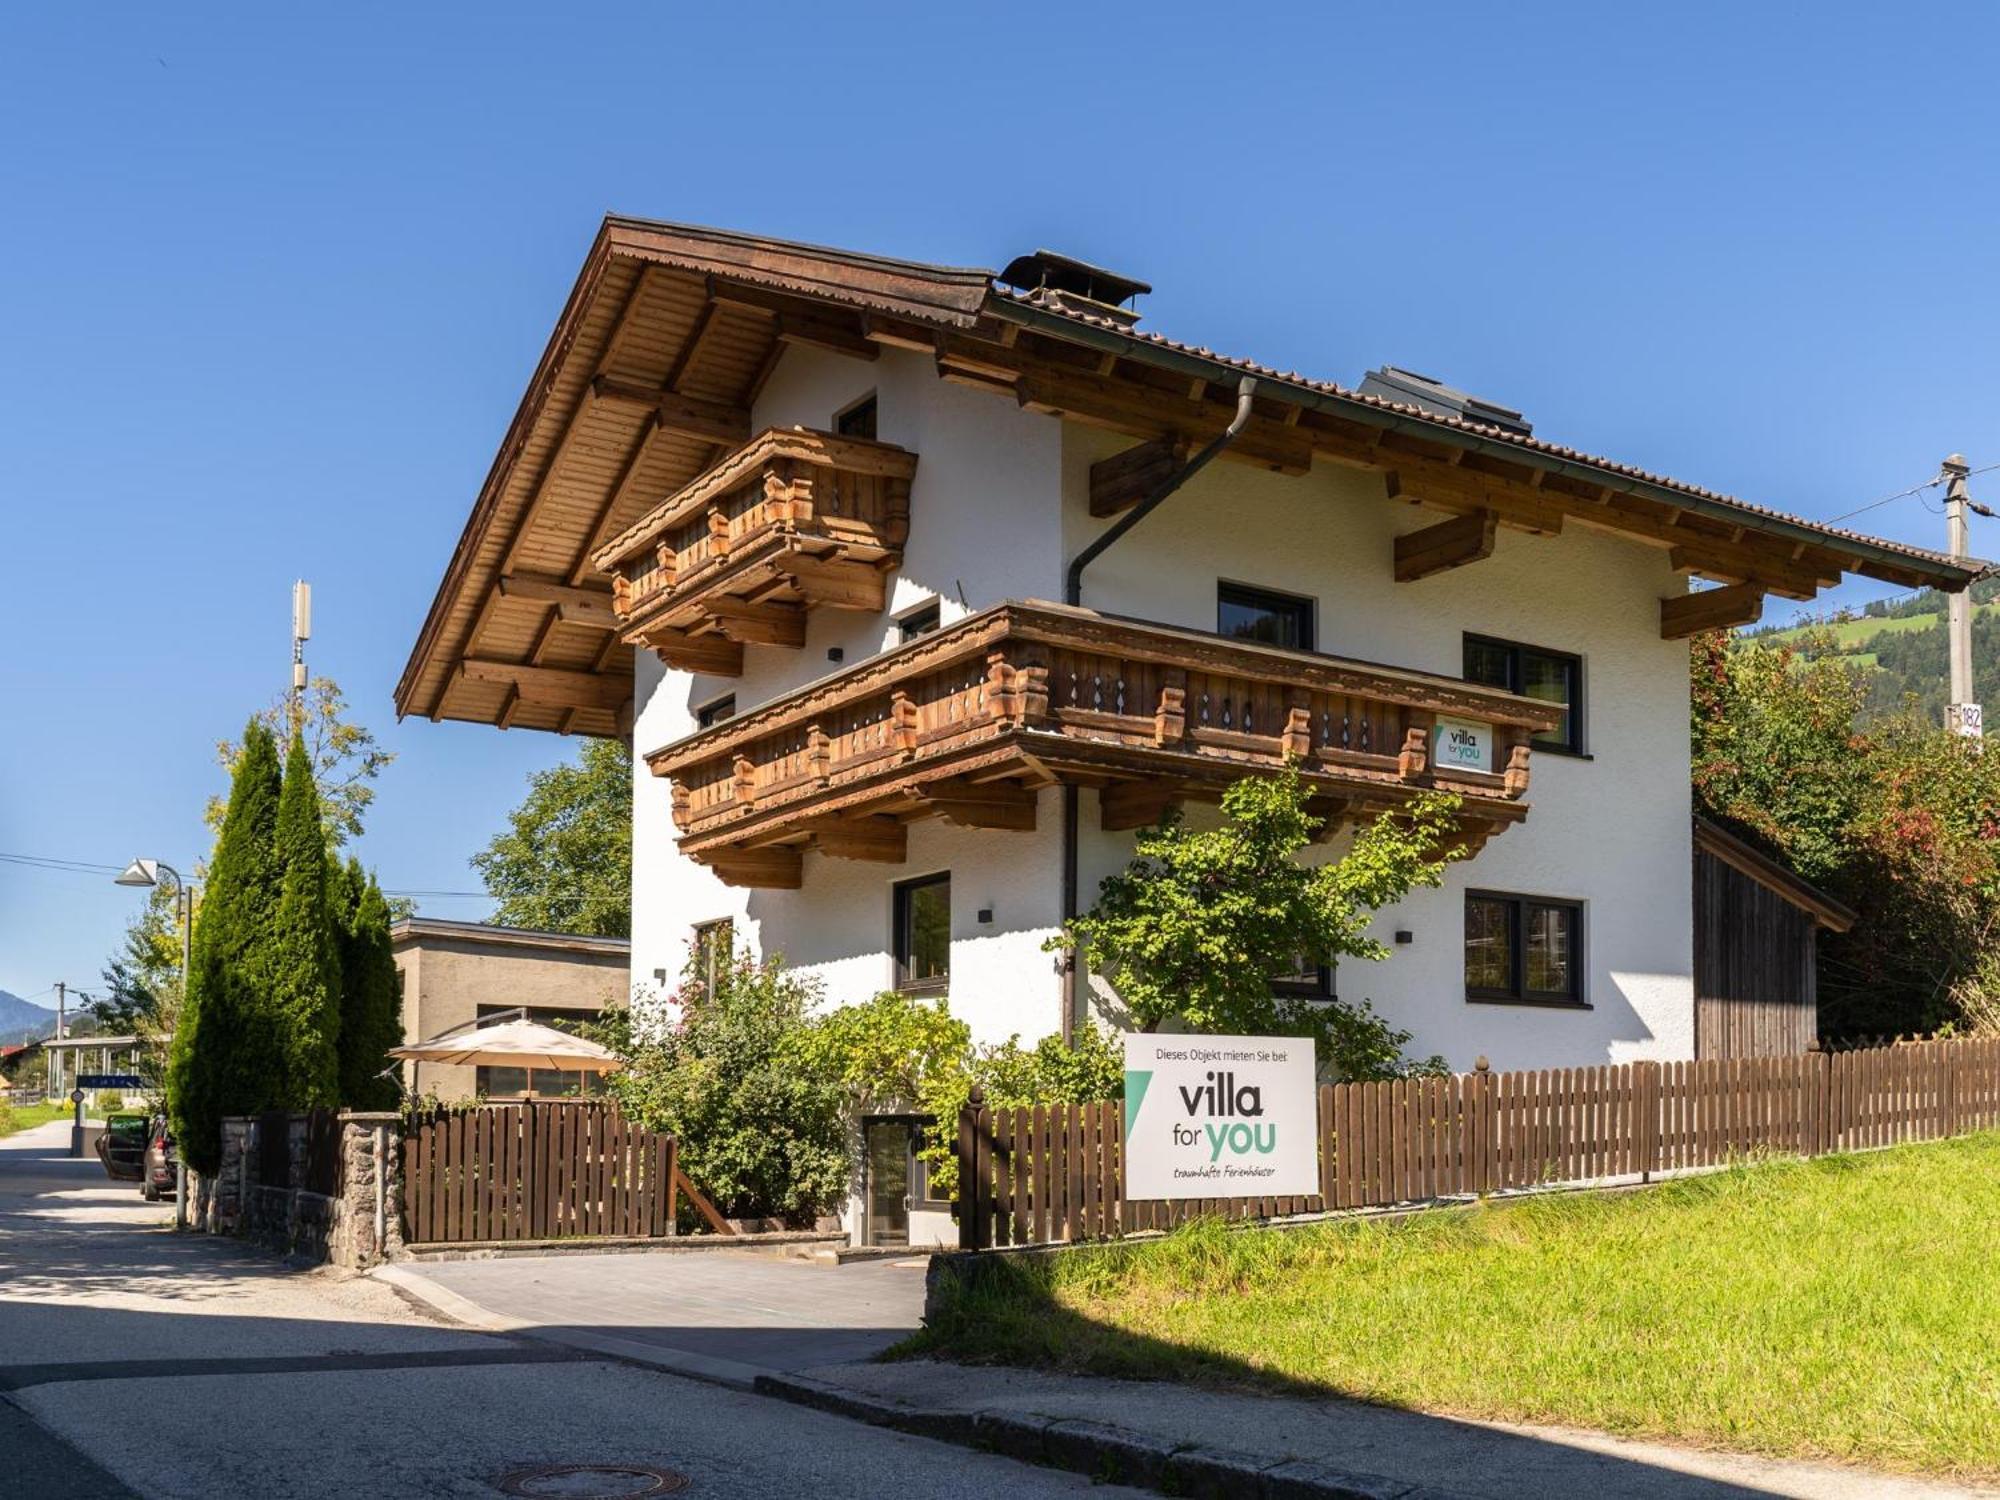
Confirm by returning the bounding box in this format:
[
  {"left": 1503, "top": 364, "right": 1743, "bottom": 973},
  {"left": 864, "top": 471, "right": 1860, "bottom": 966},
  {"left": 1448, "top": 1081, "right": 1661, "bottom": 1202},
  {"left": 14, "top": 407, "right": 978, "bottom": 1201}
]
[{"left": 1738, "top": 580, "right": 2000, "bottom": 725}]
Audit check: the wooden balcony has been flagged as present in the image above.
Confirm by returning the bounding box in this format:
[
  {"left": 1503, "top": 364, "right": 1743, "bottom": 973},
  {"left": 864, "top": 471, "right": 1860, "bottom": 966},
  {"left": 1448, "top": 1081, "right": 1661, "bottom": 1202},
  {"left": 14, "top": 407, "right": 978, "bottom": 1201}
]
[
  {"left": 644, "top": 600, "right": 1565, "bottom": 887},
  {"left": 590, "top": 427, "right": 917, "bottom": 676}
]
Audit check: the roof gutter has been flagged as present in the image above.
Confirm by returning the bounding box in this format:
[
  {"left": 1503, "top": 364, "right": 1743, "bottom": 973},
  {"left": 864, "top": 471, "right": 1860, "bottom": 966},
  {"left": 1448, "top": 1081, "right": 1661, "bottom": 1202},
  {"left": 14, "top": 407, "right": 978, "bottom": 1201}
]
[{"left": 990, "top": 299, "right": 1984, "bottom": 590}]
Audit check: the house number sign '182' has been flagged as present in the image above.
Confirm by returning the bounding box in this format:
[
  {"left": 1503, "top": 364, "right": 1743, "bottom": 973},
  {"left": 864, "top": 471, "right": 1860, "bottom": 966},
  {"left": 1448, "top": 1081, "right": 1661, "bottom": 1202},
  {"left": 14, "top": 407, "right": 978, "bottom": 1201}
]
[{"left": 1121, "top": 1034, "right": 1318, "bottom": 1200}]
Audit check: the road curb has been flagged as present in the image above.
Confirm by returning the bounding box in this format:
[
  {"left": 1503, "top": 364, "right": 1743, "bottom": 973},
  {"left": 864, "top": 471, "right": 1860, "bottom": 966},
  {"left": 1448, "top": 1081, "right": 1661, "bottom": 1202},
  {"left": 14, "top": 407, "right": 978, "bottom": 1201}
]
[{"left": 751, "top": 1371, "right": 1467, "bottom": 1499}]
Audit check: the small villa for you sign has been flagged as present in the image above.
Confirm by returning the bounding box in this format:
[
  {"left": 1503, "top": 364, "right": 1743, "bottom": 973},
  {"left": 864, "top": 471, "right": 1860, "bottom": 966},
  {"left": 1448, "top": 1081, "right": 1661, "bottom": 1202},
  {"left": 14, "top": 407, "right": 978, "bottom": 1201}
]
[{"left": 1122, "top": 1034, "right": 1317, "bottom": 1199}]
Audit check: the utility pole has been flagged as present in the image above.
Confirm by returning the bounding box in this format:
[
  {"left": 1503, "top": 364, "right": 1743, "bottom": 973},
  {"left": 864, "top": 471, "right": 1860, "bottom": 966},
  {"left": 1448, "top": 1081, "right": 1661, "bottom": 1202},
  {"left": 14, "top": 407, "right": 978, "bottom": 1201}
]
[
  {"left": 1943, "top": 456, "right": 1983, "bottom": 741},
  {"left": 51, "top": 981, "right": 65, "bottom": 1102}
]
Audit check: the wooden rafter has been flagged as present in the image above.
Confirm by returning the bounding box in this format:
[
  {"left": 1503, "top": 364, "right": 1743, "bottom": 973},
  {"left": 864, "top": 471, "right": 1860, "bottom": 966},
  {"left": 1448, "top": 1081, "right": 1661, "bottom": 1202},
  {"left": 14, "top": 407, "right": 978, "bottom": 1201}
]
[
  {"left": 496, "top": 572, "right": 620, "bottom": 630},
  {"left": 1394, "top": 510, "right": 1499, "bottom": 583},
  {"left": 459, "top": 658, "right": 630, "bottom": 710},
  {"left": 1660, "top": 583, "right": 1766, "bottom": 639},
  {"left": 1089, "top": 435, "right": 1187, "bottom": 518}
]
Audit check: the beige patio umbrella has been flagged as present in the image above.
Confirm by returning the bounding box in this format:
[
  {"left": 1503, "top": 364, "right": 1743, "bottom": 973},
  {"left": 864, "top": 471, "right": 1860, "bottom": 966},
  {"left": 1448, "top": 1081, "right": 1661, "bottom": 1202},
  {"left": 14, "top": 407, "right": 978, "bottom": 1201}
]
[{"left": 388, "top": 1018, "right": 623, "bottom": 1074}]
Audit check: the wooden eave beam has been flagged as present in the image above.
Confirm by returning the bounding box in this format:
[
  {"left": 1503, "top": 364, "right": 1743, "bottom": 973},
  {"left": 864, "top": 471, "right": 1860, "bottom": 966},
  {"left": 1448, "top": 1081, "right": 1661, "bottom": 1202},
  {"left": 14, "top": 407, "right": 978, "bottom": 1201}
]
[
  {"left": 1660, "top": 582, "right": 1766, "bottom": 639},
  {"left": 1394, "top": 510, "right": 1498, "bottom": 583},
  {"left": 772, "top": 553, "right": 890, "bottom": 612},
  {"left": 704, "top": 846, "right": 803, "bottom": 889},
  {"left": 589, "top": 375, "right": 751, "bottom": 446},
  {"left": 911, "top": 776, "right": 1039, "bottom": 830},
  {"left": 1099, "top": 779, "right": 1185, "bottom": 832},
  {"left": 635, "top": 626, "right": 745, "bottom": 677},
  {"left": 497, "top": 572, "right": 619, "bottom": 630},
  {"left": 699, "top": 596, "right": 808, "bottom": 648},
  {"left": 1089, "top": 436, "right": 1187, "bottom": 518},
  {"left": 800, "top": 814, "right": 907, "bottom": 863},
  {"left": 459, "top": 658, "right": 629, "bottom": 710}
]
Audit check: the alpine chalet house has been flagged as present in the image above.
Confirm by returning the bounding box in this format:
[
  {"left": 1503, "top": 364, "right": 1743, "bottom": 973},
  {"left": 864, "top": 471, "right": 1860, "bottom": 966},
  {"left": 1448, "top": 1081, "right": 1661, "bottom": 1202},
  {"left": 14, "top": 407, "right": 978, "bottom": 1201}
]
[{"left": 399, "top": 218, "right": 1976, "bottom": 1243}]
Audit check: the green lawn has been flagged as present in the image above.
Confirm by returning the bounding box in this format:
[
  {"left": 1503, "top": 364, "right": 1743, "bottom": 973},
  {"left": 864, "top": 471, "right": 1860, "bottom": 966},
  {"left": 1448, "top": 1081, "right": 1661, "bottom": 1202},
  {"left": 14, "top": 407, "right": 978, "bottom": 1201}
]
[
  {"left": 910, "top": 1133, "right": 2000, "bottom": 1480},
  {"left": 0, "top": 1100, "right": 77, "bottom": 1136}
]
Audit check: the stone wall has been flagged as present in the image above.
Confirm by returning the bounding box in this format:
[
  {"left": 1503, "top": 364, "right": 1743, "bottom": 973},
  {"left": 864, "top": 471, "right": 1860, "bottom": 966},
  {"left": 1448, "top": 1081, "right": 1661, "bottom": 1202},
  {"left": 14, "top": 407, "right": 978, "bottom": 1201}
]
[{"left": 205, "top": 1111, "right": 402, "bottom": 1269}]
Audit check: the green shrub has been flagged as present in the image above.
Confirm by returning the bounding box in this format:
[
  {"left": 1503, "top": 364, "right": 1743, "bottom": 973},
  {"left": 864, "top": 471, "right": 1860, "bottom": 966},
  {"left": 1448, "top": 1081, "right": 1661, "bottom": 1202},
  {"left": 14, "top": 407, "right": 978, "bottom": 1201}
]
[{"left": 599, "top": 947, "right": 847, "bottom": 1225}]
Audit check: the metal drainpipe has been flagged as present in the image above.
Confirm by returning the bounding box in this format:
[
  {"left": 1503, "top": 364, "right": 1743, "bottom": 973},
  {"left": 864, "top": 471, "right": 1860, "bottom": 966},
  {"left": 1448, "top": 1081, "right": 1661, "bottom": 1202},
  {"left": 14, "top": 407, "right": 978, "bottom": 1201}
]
[{"left": 1055, "top": 376, "right": 1260, "bottom": 1044}]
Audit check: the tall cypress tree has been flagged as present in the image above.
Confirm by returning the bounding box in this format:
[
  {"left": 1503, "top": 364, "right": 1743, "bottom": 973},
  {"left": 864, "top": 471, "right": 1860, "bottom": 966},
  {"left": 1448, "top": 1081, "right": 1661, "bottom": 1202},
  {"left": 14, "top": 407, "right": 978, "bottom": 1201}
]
[
  {"left": 334, "top": 856, "right": 403, "bottom": 1108},
  {"left": 167, "top": 719, "right": 284, "bottom": 1174},
  {"left": 269, "top": 734, "right": 342, "bottom": 1108}
]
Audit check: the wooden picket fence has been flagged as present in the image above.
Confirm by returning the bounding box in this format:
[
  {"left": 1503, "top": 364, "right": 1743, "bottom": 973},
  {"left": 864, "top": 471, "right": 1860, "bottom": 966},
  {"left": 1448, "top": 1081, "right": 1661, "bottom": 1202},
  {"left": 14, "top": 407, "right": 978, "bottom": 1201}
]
[
  {"left": 402, "top": 1101, "right": 733, "bottom": 1245},
  {"left": 956, "top": 1035, "right": 2000, "bottom": 1250}
]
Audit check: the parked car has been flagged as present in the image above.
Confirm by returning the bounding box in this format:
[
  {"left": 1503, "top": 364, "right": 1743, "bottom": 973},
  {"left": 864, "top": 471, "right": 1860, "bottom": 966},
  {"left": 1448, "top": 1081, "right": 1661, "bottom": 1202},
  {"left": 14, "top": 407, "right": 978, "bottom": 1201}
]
[
  {"left": 95, "top": 1111, "right": 148, "bottom": 1182},
  {"left": 141, "top": 1114, "right": 178, "bottom": 1202}
]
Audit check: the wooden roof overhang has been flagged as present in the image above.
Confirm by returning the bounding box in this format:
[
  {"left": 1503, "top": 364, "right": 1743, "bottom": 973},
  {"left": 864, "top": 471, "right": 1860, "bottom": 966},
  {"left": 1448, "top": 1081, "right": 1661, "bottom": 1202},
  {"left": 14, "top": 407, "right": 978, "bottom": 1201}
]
[
  {"left": 589, "top": 427, "right": 918, "bottom": 676},
  {"left": 1693, "top": 817, "right": 1857, "bottom": 933},
  {"left": 643, "top": 600, "right": 1563, "bottom": 887},
  {"left": 393, "top": 219, "right": 990, "bottom": 735},
  {"left": 400, "top": 217, "right": 1986, "bottom": 738}
]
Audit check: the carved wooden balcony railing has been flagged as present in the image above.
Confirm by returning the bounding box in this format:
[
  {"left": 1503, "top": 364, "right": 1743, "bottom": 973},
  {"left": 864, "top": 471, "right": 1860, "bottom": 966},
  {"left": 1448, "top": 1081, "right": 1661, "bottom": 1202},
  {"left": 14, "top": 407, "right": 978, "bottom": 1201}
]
[
  {"left": 643, "top": 600, "right": 1565, "bottom": 888},
  {"left": 590, "top": 427, "right": 917, "bottom": 676}
]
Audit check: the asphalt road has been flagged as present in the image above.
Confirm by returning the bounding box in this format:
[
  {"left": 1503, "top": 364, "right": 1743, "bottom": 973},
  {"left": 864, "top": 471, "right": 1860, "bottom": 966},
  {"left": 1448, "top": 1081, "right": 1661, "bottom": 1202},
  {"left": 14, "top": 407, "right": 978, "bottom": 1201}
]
[{"left": 0, "top": 1119, "right": 1140, "bottom": 1500}]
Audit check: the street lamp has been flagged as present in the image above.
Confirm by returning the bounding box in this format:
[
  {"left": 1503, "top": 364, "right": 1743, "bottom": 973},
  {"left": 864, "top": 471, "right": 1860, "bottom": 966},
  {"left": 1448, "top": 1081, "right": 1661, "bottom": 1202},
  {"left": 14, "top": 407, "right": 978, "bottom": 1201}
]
[
  {"left": 115, "top": 857, "right": 194, "bottom": 1228},
  {"left": 115, "top": 858, "right": 192, "bottom": 988}
]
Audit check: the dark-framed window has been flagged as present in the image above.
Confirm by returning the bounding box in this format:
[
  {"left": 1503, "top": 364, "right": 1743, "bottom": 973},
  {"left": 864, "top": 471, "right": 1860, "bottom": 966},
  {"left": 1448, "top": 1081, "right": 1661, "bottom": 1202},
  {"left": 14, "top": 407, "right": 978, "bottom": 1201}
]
[
  {"left": 1465, "top": 891, "right": 1586, "bottom": 1007},
  {"left": 1463, "top": 635, "right": 1584, "bottom": 754},
  {"left": 692, "top": 918, "right": 733, "bottom": 995},
  {"left": 835, "top": 393, "right": 878, "bottom": 440},
  {"left": 893, "top": 873, "right": 951, "bottom": 995},
  {"left": 1272, "top": 956, "right": 1335, "bottom": 1000},
  {"left": 896, "top": 600, "right": 941, "bottom": 643},
  {"left": 694, "top": 694, "right": 735, "bottom": 729},
  {"left": 1218, "top": 582, "right": 1315, "bottom": 652}
]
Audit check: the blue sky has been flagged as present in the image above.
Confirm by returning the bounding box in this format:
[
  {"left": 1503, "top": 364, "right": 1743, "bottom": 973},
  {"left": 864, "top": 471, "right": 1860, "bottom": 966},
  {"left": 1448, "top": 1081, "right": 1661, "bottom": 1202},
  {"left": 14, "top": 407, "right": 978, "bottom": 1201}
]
[{"left": 5, "top": 1, "right": 2000, "bottom": 1005}]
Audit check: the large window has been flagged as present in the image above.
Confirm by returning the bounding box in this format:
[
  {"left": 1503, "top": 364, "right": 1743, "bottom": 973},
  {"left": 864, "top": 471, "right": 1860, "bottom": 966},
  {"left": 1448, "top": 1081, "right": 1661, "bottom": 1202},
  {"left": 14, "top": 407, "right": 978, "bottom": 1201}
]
[
  {"left": 1272, "top": 955, "right": 1334, "bottom": 999},
  {"left": 1465, "top": 892, "right": 1585, "bottom": 1007},
  {"left": 1463, "top": 635, "right": 1584, "bottom": 754},
  {"left": 1218, "top": 582, "right": 1315, "bottom": 652},
  {"left": 893, "top": 873, "right": 951, "bottom": 995},
  {"left": 473, "top": 1005, "right": 608, "bottom": 1097}
]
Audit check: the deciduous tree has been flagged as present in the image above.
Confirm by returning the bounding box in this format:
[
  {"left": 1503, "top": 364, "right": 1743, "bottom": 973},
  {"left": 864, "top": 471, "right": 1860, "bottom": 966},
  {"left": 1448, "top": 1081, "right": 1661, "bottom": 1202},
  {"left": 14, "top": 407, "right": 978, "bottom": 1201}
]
[
  {"left": 1054, "top": 771, "right": 1458, "bottom": 1079},
  {"left": 472, "top": 739, "right": 632, "bottom": 936}
]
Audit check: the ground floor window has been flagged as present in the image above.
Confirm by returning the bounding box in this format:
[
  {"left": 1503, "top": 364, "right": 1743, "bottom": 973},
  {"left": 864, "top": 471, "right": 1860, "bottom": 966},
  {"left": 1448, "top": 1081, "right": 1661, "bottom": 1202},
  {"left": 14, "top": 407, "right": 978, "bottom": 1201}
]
[
  {"left": 1465, "top": 891, "right": 1585, "bottom": 1007},
  {"left": 474, "top": 1005, "right": 608, "bottom": 1098},
  {"left": 894, "top": 873, "right": 950, "bottom": 995}
]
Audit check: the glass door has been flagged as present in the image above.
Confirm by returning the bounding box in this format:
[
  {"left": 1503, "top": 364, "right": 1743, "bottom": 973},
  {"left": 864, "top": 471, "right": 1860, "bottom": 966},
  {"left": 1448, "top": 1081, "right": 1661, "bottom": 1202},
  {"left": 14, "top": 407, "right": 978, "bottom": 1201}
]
[{"left": 863, "top": 1119, "right": 912, "bottom": 1246}]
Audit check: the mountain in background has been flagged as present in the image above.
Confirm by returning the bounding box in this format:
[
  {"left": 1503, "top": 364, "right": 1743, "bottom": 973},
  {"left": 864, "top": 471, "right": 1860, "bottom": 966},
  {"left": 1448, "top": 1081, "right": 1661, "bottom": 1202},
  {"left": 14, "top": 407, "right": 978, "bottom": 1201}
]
[
  {"left": 1740, "top": 575, "right": 2000, "bottom": 725},
  {"left": 0, "top": 990, "right": 60, "bottom": 1049}
]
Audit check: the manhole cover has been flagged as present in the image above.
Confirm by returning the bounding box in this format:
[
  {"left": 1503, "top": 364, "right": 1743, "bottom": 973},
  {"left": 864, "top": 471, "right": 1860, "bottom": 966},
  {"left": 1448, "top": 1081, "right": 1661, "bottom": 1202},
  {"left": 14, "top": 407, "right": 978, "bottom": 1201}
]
[{"left": 493, "top": 1463, "right": 690, "bottom": 1497}]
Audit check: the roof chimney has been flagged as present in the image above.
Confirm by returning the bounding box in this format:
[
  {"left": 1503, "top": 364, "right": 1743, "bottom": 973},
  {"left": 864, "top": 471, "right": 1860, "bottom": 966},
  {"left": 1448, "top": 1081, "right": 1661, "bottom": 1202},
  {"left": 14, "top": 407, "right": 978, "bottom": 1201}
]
[
  {"left": 1357, "top": 366, "right": 1531, "bottom": 437},
  {"left": 997, "top": 250, "right": 1149, "bottom": 327}
]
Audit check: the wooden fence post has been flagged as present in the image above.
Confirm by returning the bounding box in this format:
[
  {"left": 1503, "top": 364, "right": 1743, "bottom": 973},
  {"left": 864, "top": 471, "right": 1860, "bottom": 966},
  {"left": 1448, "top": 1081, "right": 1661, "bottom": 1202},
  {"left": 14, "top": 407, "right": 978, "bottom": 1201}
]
[
  {"left": 1473, "top": 1056, "right": 1498, "bottom": 1195},
  {"left": 1804, "top": 1043, "right": 1831, "bottom": 1157},
  {"left": 1634, "top": 1060, "right": 1660, "bottom": 1183},
  {"left": 957, "top": 1086, "right": 988, "bottom": 1251}
]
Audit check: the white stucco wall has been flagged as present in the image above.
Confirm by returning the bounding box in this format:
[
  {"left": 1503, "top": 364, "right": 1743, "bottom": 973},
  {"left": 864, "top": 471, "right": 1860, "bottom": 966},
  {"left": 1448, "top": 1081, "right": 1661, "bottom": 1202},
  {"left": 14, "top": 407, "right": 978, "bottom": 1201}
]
[
  {"left": 630, "top": 347, "right": 1695, "bottom": 1078},
  {"left": 630, "top": 341, "right": 1066, "bottom": 1043},
  {"left": 1061, "top": 425, "right": 1694, "bottom": 1070}
]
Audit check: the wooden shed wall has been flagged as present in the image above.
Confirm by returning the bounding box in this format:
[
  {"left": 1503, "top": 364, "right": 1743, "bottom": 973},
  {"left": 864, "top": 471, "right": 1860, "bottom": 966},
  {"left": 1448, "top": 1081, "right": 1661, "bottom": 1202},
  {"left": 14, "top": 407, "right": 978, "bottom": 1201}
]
[{"left": 1694, "top": 848, "right": 1818, "bottom": 1058}]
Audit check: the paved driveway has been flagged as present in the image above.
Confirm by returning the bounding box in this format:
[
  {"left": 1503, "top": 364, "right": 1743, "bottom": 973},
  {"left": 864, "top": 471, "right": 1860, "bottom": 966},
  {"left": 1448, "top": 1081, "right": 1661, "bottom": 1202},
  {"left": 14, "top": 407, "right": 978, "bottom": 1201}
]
[{"left": 386, "top": 1247, "right": 930, "bottom": 1377}]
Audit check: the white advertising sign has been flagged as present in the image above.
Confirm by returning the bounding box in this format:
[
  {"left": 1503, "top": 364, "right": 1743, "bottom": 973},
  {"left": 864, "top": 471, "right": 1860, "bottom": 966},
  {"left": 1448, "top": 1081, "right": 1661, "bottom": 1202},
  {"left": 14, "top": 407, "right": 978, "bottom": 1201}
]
[
  {"left": 1432, "top": 716, "right": 1494, "bottom": 773},
  {"left": 1122, "top": 1034, "right": 1318, "bottom": 1199}
]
